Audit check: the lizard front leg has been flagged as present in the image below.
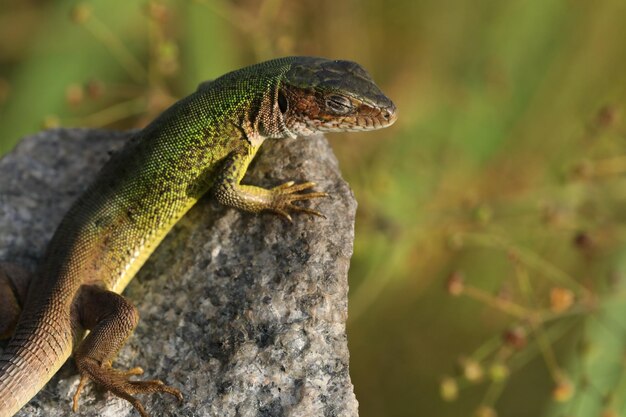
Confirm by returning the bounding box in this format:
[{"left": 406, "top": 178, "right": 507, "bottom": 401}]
[
  {"left": 212, "top": 144, "right": 327, "bottom": 221},
  {"left": 72, "top": 284, "right": 182, "bottom": 417}
]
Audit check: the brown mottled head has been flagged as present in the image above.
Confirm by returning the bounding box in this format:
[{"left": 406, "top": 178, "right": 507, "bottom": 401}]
[{"left": 278, "top": 57, "right": 397, "bottom": 136}]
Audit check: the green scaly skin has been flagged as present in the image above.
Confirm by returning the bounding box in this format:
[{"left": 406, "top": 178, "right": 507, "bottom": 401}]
[{"left": 0, "top": 56, "right": 396, "bottom": 417}]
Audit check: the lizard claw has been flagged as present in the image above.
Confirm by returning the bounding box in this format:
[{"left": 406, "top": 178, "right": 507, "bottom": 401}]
[
  {"left": 271, "top": 208, "right": 294, "bottom": 223},
  {"left": 268, "top": 181, "right": 328, "bottom": 220},
  {"left": 293, "top": 206, "right": 326, "bottom": 219},
  {"left": 271, "top": 181, "right": 296, "bottom": 191},
  {"left": 74, "top": 358, "right": 183, "bottom": 417}
]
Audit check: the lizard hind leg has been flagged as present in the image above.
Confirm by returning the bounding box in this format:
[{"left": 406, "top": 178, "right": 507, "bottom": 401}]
[
  {"left": 73, "top": 284, "right": 183, "bottom": 417},
  {"left": 0, "top": 262, "right": 31, "bottom": 339}
]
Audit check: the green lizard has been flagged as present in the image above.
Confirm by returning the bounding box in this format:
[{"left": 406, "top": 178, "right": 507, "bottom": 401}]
[{"left": 0, "top": 56, "right": 396, "bottom": 417}]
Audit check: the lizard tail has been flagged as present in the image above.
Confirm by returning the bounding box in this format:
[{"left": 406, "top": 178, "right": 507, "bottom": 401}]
[{"left": 0, "top": 318, "right": 72, "bottom": 417}]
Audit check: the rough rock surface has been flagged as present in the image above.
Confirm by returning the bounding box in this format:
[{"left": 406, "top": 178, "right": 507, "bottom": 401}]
[{"left": 0, "top": 128, "right": 358, "bottom": 417}]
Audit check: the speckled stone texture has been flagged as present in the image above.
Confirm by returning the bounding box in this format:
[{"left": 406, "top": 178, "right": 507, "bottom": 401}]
[{"left": 0, "top": 128, "right": 358, "bottom": 417}]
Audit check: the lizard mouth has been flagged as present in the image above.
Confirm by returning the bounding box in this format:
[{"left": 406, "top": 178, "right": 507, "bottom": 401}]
[
  {"left": 313, "top": 102, "right": 397, "bottom": 132},
  {"left": 356, "top": 102, "right": 397, "bottom": 130},
  {"left": 284, "top": 101, "right": 397, "bottom": 136}
]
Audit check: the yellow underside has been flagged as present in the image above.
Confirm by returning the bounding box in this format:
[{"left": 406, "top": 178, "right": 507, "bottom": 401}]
[{"left": 111, "top": 199, "right": 197, "bottom": 294}]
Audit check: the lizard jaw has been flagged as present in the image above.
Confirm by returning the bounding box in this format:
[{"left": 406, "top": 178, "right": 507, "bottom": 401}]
[{"left": 287, "top": 102, "right": 397, "bottom": 135}]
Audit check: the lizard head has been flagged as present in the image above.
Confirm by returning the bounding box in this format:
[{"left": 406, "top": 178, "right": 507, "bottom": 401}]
[{"left": 278, "top": 57, "right": 397, "bottom": 136}]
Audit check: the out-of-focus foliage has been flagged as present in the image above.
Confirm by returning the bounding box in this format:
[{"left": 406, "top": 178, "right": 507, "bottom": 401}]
[{"left": 1, "top": 1, "right": 626, "bottom": 416}]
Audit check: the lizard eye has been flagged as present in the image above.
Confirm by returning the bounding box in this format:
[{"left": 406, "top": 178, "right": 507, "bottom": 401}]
[
  {"left": 278, "top": 90, "right": 288, "bottom": 114},
  {"left": 325, "top": 94, "right": 353, "bottom": 115}
]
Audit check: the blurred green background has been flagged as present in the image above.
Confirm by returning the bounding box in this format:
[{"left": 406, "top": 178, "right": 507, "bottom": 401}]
[{"left": 2, "top": 1, "right": 626, "bottom": 416}]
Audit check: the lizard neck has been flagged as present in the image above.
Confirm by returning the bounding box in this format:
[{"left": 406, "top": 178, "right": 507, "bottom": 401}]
[{"left": 245, "top": 80, "right": 296, "bottom": 142}]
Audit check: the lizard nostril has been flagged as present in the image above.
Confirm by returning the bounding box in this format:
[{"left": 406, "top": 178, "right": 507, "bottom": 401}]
[{"left": 379, "top": 106, "right": 397, "bottom": 124}]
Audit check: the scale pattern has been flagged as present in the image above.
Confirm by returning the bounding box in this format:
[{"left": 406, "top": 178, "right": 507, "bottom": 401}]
[{"left": 0, "top": 56, "right": 396, "bottom": 417}]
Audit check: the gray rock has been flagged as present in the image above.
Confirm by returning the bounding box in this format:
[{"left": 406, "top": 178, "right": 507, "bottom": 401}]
[{"left": 0, "top": 128, "right": 358, "bottom": 417}]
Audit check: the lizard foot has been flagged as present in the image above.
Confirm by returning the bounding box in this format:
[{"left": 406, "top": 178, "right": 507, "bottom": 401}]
[
  {"left": 73, "top": 358, "right": 183, "bottom": 417},
  {"left": 267, "top": 181, "right": 328, "bottom": 221}
]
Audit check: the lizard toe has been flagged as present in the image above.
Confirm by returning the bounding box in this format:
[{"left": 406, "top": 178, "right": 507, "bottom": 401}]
[{"left": 74, "top": 358, "right": 182, "bottom": 417}]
